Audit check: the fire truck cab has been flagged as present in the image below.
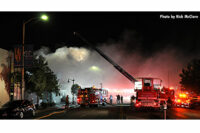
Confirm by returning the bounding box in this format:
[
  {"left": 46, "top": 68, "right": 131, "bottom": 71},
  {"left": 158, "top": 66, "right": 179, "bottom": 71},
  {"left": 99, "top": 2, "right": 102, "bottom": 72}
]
[{"left": 134, "top": 78, "right": 162, "bottom": 109}]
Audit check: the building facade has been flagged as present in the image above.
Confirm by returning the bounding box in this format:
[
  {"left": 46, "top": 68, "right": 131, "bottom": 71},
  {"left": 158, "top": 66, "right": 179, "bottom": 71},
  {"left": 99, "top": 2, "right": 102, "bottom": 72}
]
[
  {"left": 0, "top": 47, "right": 23, "bottom": 107},
  {"left": 0, "top": 48, "right": 11, "bottom": 107}
]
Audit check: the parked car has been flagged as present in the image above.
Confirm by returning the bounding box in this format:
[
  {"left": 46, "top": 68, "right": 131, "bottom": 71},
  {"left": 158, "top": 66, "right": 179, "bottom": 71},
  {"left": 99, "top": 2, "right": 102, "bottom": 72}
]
[{"left": 0, "top": 100, "right": 36, "bottom": 119}]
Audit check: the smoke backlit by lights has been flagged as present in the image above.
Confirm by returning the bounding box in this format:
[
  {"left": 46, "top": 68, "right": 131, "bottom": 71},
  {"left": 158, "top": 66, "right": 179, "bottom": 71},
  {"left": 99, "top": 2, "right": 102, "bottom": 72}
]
[{"left": 69, "top": 47, "right": 89, "bottom": 62}]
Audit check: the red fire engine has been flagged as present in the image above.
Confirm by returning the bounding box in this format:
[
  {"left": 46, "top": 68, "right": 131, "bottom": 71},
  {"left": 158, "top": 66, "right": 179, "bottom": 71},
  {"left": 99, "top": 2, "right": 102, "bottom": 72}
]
[
  {"left": 174, "top": 92, "right": 192, "bottom": 108},
  {"left": 77, "top": 87, "right": 108, "bottom": 107},
  {"left": 134, "top": 78, "right": 175, "bottom": 109},
  {"left": 134, "top": 78, "right": 161, "bottom": 109}
]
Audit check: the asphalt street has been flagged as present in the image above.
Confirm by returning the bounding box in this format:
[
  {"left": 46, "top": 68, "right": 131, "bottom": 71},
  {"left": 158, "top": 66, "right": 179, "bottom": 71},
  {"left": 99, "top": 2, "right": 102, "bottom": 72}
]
[{"left": 30, "top": 104, "right": 200, "bottom": 120}]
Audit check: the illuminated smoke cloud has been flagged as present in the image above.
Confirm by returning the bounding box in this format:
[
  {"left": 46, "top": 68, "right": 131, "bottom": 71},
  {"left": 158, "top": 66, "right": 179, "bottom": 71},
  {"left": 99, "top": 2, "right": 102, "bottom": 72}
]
[{"left": 69, "top": 47, "right": 89, "bottom": 62}]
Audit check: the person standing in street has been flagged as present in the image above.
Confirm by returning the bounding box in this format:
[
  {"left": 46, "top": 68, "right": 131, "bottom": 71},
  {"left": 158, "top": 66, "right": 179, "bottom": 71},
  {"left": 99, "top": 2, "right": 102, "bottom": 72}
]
[
  {"left": 65, "top": 95, "right": 69, "bottom": 109},
  {"left": 116, "top": 95, "right": 118, "bottom": 104},
  {"left": 110, "top": 95, "right": 113, "bottom": 105},
  {"left": 119, "top": 95, "right": 121, "bottom": 104},
  {"left": 130, "top": 95, "right": 135, "bottom": 108},
  {"left": 117, "top": 95, "right": 120, "bottom": 104},
  {"left": 121, "top": 96, "right": 123, "bottom": 104}
]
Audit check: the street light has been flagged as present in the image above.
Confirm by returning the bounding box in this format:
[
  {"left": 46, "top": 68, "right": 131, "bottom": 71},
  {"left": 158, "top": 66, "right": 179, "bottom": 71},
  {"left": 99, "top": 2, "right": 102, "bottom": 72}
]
[
  {"left": 41, "top": 14, "right": 48, "bottom": 21},
  {"left": 68, "top": 78, "right": 75, "bottom": 85},
  {"left": 89, "top": 65, "right": 100, "bottom": 72},
  {"left": 21, "top": 14, "right": 49, "bottom": 100},
  {"left": 23, "top": 14, "right": 49, "bottom": 44}
]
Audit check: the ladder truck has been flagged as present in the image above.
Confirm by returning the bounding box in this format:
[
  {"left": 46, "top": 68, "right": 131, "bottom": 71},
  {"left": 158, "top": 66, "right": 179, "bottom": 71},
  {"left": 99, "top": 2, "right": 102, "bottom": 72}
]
[{"left": 74, "top": 32, "right": 174, "bottom": 109}]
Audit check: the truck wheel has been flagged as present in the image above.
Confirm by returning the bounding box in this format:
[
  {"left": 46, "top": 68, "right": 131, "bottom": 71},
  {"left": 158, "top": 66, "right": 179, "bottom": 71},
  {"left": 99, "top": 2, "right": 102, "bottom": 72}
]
[{"left": 19, "top": 112, "right": 24, "bottom": 119}]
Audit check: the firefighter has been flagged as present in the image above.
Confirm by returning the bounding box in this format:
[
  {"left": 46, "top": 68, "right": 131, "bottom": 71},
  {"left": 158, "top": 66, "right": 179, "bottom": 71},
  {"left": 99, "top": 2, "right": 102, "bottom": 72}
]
[
  {"left": 110, "top": 95, "right": 113, "bottom": 105},
  {"left": 167, "top": 97, "right": 172, "bottom": 108},
  {"left": 116, "top": 95, "right": 120, "bottom": 104},
  {"left": 130, "top": 95, "right": 135, "bottom": 107},
  {"left": 65, "top": 95, "right": 69, "bottom": 109},
  {"left": 121, "top": 96, "right": 123, "bottom": 104}
]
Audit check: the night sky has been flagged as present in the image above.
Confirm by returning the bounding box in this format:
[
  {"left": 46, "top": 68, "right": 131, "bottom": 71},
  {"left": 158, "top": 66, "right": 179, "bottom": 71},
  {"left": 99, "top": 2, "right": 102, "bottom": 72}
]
[{"left": 1, "top": 12, "right": 200, "bottom": 58}]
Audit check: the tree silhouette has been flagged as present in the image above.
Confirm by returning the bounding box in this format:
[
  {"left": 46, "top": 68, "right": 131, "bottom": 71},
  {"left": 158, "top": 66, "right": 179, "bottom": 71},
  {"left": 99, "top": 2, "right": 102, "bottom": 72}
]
[
  {"left": 25, "top": 56, "right": 60, "bottom": 105},
  {"left": 180, "top": 59, "right": 200, "bottom": 93}
]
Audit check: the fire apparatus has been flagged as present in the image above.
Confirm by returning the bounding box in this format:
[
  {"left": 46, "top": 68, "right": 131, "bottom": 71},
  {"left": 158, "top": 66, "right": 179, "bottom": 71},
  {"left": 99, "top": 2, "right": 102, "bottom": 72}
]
[
  {"left": 134, "top": 78, "right": 161, "bottom": 109},
  {"left": 77, "top": 87, "right": 108, "bottom": 107},
  {"left": 74, "top": 32, "right": 175, "bottom": 109},
  {"left": 174, "top": 92, "right": 192, "bottom": 108},
  {"left": 133, "top": 78, "right": 175, "bottom": 109}
]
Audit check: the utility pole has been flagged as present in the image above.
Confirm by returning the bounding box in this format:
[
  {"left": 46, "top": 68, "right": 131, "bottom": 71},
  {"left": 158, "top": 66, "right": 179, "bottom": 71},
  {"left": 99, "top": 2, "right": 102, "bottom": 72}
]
[
  {"left": 100, "top": 83, "right": 103, "bottom": 89},
  {"left": 21, "top": 15, "right": 49, "bottom": 100},
  {"left": 68, "top": 78, "right": 75, "bottom": 85},
  {"left": 9, "top": 53, "right": 14, "bottom": 101}
]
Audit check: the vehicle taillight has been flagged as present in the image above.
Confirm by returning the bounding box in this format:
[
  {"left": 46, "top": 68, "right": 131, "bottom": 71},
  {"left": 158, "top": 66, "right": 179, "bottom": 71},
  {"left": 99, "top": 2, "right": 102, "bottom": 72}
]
[
  {"left": 135, "top": 102, "right": 141, "bottom": 107},
  {"left": 77, "top": 98, "right": 80, "bottom": 102}
]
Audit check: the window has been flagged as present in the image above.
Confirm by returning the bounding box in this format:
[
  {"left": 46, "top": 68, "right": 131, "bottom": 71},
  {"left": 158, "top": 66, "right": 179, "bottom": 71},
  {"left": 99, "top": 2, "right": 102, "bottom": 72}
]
[{"left": 144, "top": 79, "right": 152, "bottom": 87}]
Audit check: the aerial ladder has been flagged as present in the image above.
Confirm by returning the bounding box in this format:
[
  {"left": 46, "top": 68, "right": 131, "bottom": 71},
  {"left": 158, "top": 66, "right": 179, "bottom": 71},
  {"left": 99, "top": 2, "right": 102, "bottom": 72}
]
[{"left": 73, "top": 32, "right": 137, "bottom": 83}]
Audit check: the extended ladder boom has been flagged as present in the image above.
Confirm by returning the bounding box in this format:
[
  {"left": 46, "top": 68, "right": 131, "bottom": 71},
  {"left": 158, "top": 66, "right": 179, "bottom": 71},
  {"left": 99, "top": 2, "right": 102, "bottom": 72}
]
[{"left": 74, "top": 32, "right": 137, "bottom": 83}]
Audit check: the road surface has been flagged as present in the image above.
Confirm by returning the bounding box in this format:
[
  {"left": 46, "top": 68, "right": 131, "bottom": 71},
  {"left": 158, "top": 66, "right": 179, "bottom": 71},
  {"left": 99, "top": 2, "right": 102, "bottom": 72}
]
[{"left": 32, "top": 104, "right": 200, "bottom": 119}]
